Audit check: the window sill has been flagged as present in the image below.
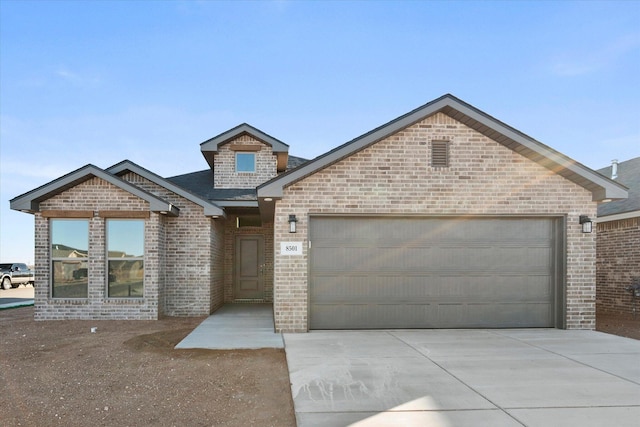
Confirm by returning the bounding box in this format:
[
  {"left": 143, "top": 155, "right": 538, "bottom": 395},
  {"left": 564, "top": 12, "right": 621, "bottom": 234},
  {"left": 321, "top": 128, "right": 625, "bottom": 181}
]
[
  {"left": 49, "top": 298, "right": 89, "bottom": 304},
  {"left": 105, "top": 298, "right": 145, "bottom": 304}
]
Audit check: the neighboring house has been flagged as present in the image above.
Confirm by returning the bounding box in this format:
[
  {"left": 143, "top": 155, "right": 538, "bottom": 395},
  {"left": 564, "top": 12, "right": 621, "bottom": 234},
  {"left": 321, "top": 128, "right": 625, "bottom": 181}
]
[
  {"left": 10, "top": 94, "right": 627, "bottom": 331},
  {"left": 596, "top": 157, "right": 640, "bottom": 316}
]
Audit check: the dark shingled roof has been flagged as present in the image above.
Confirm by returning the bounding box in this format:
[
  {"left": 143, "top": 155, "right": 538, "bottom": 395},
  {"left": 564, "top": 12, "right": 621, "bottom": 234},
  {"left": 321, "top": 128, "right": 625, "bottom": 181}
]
[
  {"left": 166, "top": 154, "right": 309, "bottom": 203},
  {"left": 287, "top": 155, "right": 309, "bottom": 169},
  {"left": 165, "top": 170, "right": 255, "bottom": 201},
  {"left": 597, "top": 157, "right": 640, "bottom": 217}
]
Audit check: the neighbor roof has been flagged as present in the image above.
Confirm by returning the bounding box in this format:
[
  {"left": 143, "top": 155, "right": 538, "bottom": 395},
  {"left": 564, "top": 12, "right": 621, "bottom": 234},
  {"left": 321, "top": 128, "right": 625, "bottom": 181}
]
[
  {"left": 10, "top": 164, "right": 179, "bottom": 216},
  {"left": 258, "top": 94, "right": 628, "bottom": 203},
  {"left": 597, "top": 157, "right": 640, "bottom": 218}
]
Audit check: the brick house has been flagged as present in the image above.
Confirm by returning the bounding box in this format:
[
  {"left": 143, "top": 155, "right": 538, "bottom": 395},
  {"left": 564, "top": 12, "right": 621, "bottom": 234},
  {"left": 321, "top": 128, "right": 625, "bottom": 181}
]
[
  {"left": 596, "top": 157, "right": 639, "bottom": 316},
  {"left": 11, "top": 94, "right": 627, "bottom": 331}
]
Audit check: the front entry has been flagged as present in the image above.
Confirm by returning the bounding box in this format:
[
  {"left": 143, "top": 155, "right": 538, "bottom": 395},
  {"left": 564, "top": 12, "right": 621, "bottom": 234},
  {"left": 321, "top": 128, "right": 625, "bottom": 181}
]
[{"left": 234, "top": 235, "right": 265, "bottom": 300}]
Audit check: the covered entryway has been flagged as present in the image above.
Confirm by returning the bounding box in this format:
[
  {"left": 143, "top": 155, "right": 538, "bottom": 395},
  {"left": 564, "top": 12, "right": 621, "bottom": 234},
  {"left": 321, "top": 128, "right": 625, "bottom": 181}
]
[{"left": 309, "top": 216, "right": 564, "bottom": 329}]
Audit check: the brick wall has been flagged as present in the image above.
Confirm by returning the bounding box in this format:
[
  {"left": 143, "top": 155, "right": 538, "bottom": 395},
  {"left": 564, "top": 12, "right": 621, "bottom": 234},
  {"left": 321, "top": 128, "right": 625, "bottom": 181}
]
[
  {"left": 122, "top": 172, "right": 220, "bottom": 317},
  {"left": 596, "top": 217, "right": 640, "bottom": 316},
  {"left": 213, "top": 135, "right": 278, "bottom": 188},
  {"left": 273, "top": 112, "right": 597, "bottom": 332},
  {"left": 210, "top": 219, "right": 225, "bottom": 312},
  {"left": 35, "top": 177, "right": 161, "bottom": 320},
  {"left": 33, "top": 173, "right": 226, "bottom": 320}
]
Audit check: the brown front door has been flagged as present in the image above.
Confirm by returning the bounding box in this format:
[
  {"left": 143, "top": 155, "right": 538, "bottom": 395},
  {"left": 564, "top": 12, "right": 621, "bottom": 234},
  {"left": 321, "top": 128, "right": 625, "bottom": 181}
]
[{"left": 234, "top": 235, "right": 265, "bottom": 299}]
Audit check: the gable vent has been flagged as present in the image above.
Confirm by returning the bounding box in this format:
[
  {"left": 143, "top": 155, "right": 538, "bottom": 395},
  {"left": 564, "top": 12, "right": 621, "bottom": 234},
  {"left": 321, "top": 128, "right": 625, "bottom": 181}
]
[{"left": 431, "top": 141, "right": 449, "bottom": 167}]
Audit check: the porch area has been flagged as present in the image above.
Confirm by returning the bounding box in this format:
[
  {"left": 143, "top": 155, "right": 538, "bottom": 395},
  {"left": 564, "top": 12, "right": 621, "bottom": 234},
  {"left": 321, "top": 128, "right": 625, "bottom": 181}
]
[{"left": 175, "top": 303, "right": 283, "bottom": 349}]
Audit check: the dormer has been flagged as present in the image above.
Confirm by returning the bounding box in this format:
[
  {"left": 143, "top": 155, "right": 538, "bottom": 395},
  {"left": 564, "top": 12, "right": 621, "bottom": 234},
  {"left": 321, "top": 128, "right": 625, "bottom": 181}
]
[{"left": 200, "top": 124, "right": 289, "bottom": 189}]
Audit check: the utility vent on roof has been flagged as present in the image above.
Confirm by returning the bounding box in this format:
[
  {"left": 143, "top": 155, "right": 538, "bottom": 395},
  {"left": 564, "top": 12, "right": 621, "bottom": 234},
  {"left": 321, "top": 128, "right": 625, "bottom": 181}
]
[{"left": 431, "top": 141, "right": 449, "bottom": 167}]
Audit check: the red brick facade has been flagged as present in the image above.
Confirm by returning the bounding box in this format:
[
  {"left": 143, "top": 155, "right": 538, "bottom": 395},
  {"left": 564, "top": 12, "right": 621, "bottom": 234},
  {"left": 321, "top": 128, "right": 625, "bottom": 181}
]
[{"left": 596, "top": 217, "right": 640, "bottom": 316}]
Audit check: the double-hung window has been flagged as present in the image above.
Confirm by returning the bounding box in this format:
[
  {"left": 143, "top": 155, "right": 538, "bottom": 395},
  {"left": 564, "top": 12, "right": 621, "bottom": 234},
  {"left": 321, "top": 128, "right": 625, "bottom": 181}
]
[
  {"left": 51, "top": 219, "right": 89, "bottom": 298},
  {"left": 107, "top": 219, "right": 144, "bottom": 298}
]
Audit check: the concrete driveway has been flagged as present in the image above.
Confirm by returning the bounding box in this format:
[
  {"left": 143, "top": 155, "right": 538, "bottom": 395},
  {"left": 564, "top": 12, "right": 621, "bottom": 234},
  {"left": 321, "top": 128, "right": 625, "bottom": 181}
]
[{"left": 284, "top": 329, "right": 640, "bottom": 427}]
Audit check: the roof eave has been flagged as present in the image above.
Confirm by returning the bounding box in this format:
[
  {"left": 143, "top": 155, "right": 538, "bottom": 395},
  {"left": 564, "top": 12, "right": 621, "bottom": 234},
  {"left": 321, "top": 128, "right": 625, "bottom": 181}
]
[
  {"left": 107, "top": 160, "right": 226, "bottom": 218},
  {"left": 200, "top": 124, "right": 290, "bottom": 171},
  {"left": 440, "top": 99, "right": 629, "bottom": 202},
  {"left": 10, "top": 164, "right": 180, "bottom": 216},
  {"left": 258, "top": 94, "right": 629, "bottom": 202},
  {"left": 257, "top": 95, "right": 456, "bottom": 198},
  {"left": 200, "top": 123, "right": 289, "bottom": 153},
  {"left": 596, "top": 209, "right": 640, "bottom": 222},
  {"left": 212, "top": 200, "right": 259, "bottom": 208}
]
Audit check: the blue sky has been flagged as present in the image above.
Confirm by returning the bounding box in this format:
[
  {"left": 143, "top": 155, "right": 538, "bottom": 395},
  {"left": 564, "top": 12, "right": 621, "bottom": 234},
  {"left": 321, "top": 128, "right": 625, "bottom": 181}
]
[{"left": 1, "top": 0, "right": 639, "bottom": 263}]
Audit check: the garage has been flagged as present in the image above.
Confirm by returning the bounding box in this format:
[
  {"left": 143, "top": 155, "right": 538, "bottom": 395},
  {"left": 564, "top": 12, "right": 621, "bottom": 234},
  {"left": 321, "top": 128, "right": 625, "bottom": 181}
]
[{"left": 309, "top": 216, "right": 564, "bottom": 329}]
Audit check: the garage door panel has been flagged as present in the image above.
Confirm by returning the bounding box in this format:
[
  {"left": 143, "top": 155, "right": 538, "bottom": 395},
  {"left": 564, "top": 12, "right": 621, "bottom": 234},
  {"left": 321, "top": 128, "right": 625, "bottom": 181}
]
[
  {"left": 485, "top": 275, "right": 552, "bottom": 300},
  {"left": 463, "top": 303, "right": 551, "bottom": 328},
  {"left": 311, "top": 303, "right": 436, "bottom": 329},
  {"left": 402, "top": 247, "right": 435, "bottom": 269},
  {"left": 313, "top": 275, "right": 552, "bottom": 304},
  {"left": 312, "top": 247, "right": 344, "bottom": 270},
  {"left": 312, "top": 275, "right": 437, "bottom": 301},
  {"left": 310, "top": 217, "right": 558, "bottom": 329},
  {"left": 313, "top": 303, "right": 551, "bottom": 329}
]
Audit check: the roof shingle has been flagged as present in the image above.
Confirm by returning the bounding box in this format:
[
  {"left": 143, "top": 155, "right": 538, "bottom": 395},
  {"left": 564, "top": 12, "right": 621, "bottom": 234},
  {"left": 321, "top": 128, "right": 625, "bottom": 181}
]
[{"left": 597, "top": 157, "right": 640, "bottom": 217}]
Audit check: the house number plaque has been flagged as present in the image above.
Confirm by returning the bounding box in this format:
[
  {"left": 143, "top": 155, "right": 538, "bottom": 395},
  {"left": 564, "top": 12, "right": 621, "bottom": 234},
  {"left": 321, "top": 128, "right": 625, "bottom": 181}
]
[{"left": 281, "top": 242, "right": 303, "bottom": 255}]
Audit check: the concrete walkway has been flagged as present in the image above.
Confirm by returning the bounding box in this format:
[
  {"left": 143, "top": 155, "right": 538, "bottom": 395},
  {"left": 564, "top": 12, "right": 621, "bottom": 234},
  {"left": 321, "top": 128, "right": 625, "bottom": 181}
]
[
  {"left": 175, "top": 303, "right": 284, "bottom": 349},
  {"left": 284, "top": 329, "right": 640, "bottom": 427}
]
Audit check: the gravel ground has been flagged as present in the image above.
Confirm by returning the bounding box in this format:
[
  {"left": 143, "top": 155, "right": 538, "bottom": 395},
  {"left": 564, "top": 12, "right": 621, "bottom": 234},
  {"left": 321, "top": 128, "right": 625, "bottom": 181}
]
[{"left": 1, "top": 306, "right": 295, "bottom": 427}]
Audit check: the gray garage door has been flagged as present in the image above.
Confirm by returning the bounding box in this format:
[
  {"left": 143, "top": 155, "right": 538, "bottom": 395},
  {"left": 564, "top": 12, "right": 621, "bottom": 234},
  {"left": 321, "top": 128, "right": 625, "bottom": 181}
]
[{"left": 309, "top": 216, "right": 561, "bottom": 329}]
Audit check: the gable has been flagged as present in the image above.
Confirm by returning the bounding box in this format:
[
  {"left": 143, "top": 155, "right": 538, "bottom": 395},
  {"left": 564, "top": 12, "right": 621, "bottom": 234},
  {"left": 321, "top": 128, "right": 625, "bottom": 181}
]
[
  {"left": 283, "top": 112, "right": 594, "bottom": 213},
  {"left": 40, "top": 175, "right": 151, "bottom": 212},
  {"left": 200, "top": 123, "right": 290, "bottom": 172},
  {"left": 213, "top": 134, "right": 279, "bottom": 189},
  {"left": 10, "top": 164, "right": 179, "bottom": 216},
  {"left": 258, "top": 94, "right": 628, "bottom": 204}
]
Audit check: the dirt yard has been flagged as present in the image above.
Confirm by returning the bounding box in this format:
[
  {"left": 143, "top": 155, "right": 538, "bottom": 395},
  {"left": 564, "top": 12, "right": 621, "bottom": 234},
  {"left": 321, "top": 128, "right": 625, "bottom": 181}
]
[
  {"left": 1, "top": 306, "right": 296, "bottom": 427},
  {"left": 596, "top": 312, "right": 640, "bottom": 340},
  {"left": 2, "top": 303, "right": 638, "bottom": 427}
]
